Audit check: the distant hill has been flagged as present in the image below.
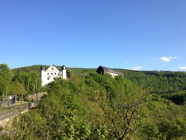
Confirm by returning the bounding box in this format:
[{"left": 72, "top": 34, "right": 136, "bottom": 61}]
[
  {"left": 13, "top": 65, "right": 42, "bottom": 75},
  {"left": 118, "top": 69, "right": 186, "bottom": 104},
  {"left": 12, "top": 65, "right": 186, "bottom": 104},
  {"left": 12, "top": 65, "right": 96, "bottom": 78},
  {"left": 5, "top": 66, "right": 186, "bottom": 139}
]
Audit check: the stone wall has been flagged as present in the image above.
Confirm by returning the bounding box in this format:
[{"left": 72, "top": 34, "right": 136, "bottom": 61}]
[{"left": 27, "top": 92, "right": 48, "bottom": 101}]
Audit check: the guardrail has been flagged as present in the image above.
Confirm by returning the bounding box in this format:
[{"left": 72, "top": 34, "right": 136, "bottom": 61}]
[
  {"left": 0, "top": 102, "right": 39, "bottom": 137},
  {"left": 0, "top": 103, "right": 29, "bottom": 121}
]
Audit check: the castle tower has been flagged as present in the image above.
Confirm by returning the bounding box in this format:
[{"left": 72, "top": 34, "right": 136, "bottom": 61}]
[
  {"left": 41, "top": 66, "right": 46, "bottom": 86},
  {"left": 62, "top": 65, "right": 67, "bottom": 79}
]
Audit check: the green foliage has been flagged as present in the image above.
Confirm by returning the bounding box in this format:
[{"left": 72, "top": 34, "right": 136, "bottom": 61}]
[
  {"left": 0, "top": 64, "right": 13, "bottom": 96},
  {"left": 61, "top": 113, "right": 91, "bottom": 140},
  {"left": 13, "top": 72, "right": 41, "bottom": 95},
  {"left": 1, "top": 64, "right": 186, "bottom": 139},
  {"left": 162, "top": 91, "right": 186, "bottom": 105},
  {"left": 10, "top": 79, "right": 26, "bottom": 95},
  {"left": 12, "top": 65, "right": 186, "bottom": 104},
  {"left": 141, "top": 121, "right": 159, "bottom": 139},
  {"left": 120, "top": 69, "right": 186, "bottom": 104},
  {"left": 158, "top": 118, "right": 186, "bottom": 140},
  {"left": 11, "top": 111, "right": 46, "bottom": 140},
  {"left": 0, "top": 64, "right": 41, "bottom": 98}
]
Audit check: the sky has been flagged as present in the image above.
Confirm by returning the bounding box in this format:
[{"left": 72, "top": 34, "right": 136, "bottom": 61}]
[{"left": 0, "top": 0, "right": 186, "bottom": 71}]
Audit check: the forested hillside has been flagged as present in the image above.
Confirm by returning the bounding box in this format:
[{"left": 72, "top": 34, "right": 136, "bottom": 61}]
[
  {"left": 1, "top": 64, "right": 186, "bottom": 139},
  {"left": 119, "top": 69, "right": 186, "bottom": 105},
  {"left": 12, "top": 65, "right": 186, "bottom": 104},
  {"left": 0, "top": 64, "right": 41, "bottom": 97}
]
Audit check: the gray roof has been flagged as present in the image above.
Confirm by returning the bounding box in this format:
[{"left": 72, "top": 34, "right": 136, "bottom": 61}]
[{"left": 99, "top": 66, "right": 123, "bottom": 75}]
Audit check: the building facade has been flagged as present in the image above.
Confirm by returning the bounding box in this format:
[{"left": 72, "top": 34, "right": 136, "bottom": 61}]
[
  {"left": 41, "top": 64, "right": 66, "bottom": 86},
  {"left": 97, "top": 66, "right": 123, "bottom": 77}
]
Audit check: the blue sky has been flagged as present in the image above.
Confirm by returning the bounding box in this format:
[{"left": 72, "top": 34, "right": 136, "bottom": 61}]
[{"left": 0, "top": 0, "right": 186, "bottom": 71}]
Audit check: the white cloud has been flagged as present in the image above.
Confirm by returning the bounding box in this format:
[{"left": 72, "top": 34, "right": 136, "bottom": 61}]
[
  {"left": 132, "top": 66, "right": 143, "bottom": 70},
  {"left": 178, "top": 67, "right": 186, "bottom": 71},
  {"left": 160, "top": 56, "right": 170, "bottom": 62},
  {"left": 160, "top": 56, "right": 178, "bottom": 62}
]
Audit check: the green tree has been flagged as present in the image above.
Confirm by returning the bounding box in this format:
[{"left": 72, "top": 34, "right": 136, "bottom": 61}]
[
  {"left": 0, "top": 64, "right": 13, "bottom": 96},
  {"left": 13, "top": 72, "right": 41, "bottom": 95}
]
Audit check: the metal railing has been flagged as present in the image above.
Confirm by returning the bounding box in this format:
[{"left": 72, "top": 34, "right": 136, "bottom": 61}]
[{"left": 0, "top": 103, "right": 29, "bottom": 121}]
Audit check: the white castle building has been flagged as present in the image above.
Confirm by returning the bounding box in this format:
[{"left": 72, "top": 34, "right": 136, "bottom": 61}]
[{"left": 41, "top": 64, "right": 67, "bottom": 86}]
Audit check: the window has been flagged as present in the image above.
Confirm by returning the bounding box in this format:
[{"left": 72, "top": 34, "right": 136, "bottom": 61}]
[
  {"left": 55, "top": 73, "right": 56, "bottom": 75},
  {"left": 51, "top": 73, "right": 53, "bottom": 75},
  {"left": 47, "top": 77, "right": 49, "bottom": 80},
  {"left": 52, "top": 68, "right": 54, "bottom": 70},
  {"left": 47, "top": 73, "right": 49, "bottom": 75}
]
